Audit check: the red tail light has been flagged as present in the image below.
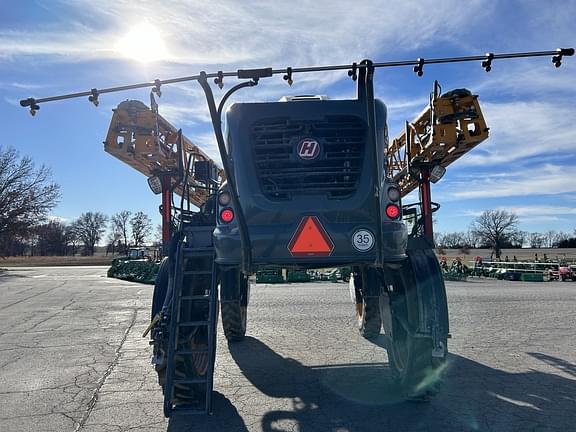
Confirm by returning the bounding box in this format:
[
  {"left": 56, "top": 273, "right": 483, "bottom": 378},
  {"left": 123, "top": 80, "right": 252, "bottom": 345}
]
[
  {"left": 220, "top": 208, "right": 234, "bottom": 223},
  {"left": 385, "top": 204, "right": 400, "bottom": 219}
]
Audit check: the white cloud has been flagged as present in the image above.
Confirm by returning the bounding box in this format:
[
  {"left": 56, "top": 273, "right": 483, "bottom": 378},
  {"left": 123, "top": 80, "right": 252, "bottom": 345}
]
[
  {"left": 436, "top": 164, "right": 576, "bottom": 200},
  {"left": 0, "top": 29, "right": 116, "bottom": 62},
  {"left": 157, "top": 103, "right": 209, "bottom": 126},
  {"left": 457, "top": 100, "right": 576, "bottom": 166},
  {"left": 47, "top": 215, "right": 69, "bottom": 223},
  {"left": 2, "top": 0, "right": 490, "bottom": 68},
  {"left": 500, "top": 206, "right": 576, "bottom": 217},
  {"left": 3, "top": 97, "right": 20, "bottom": 107},
  {"left": 473, "top": 62, "right": 576, "bottom": 98},
  {"left": 463, "top": 206, "right": 576, "bottom": 218},
  {"left": 189, "top": 131, "right": 221, "bottom": 164}
]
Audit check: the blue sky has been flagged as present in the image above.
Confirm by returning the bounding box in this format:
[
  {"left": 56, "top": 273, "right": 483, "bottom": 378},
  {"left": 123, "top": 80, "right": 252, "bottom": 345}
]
[{"left": 1, "top": 0, "right": 575, "bottom": 238}]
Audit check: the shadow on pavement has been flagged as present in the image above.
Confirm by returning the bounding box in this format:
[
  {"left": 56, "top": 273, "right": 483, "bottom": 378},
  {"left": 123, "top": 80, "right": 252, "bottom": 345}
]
[
  {"left": 228, "top": 337, "right": 576, "bottom": 432},
  {"left": 167, "top": 391, "right": 248, "bottom": 432}
]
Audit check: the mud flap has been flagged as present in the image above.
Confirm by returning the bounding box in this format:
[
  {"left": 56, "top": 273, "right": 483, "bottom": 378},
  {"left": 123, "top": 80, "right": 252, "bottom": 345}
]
[{"left": 407, "top": 238, "right": 449, "bottom": 356}]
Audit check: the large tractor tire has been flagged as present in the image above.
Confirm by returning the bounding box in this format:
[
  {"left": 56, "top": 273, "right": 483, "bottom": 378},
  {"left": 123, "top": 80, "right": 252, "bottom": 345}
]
[
  {"left": 151, "top": 257, "right": 170, "bottom": 388},
  {"left": 220, "top": 269, "right": 250, "bottom": 342},
  {"left": 380, "top": 250, "right": 448, "bottom": 398},
  {"left": 352, "top": 267, "right": 382, "bottom": 340},
  {"left": 151, "top": 257, "right": 170, "bottom": 320}
]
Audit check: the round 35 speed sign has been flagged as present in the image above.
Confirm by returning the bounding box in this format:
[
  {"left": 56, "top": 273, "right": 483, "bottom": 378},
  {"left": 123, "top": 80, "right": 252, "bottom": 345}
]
[{"left": 352, "top": 229, "right": 374, "bottom": 252}]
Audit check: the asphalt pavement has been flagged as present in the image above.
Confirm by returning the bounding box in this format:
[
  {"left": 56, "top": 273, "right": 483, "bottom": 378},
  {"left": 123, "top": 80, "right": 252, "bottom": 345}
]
[{"left": 0, "top": 267, "right": 575, "bottom": 432}]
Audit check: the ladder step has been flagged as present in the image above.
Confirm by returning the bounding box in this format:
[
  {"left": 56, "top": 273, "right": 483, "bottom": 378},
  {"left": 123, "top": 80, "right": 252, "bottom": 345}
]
[
  {"left": 175, "top": 348, "right": 209, "bottom": 355},
  {"left": 172, "top": 404, "right": 208, "bottom": 415},
  {"left": 181, "top": 295, "right": 210, "bottom": 301},
  {"left": 183, "top": 247, "right": 214, "bottom": 256},
  {"left": 179, "top": 321, "right": 209, "bottom": 327},
  {"left": 173, "top": 377, "right": 208, "bottom": 384},
  {"left": 183, "top": 270, "right": 212, "bottom": 275}
]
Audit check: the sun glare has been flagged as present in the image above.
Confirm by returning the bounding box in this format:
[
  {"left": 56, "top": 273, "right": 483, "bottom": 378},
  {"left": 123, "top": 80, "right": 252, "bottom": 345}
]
[{"left": 116, "top": 22, "right": 169, "bottom": 63}]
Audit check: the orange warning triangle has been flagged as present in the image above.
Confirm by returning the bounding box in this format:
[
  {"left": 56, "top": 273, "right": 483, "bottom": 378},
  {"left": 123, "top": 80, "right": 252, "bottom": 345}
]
[{"left": 288, "top": 216, "right": 334, "bottom": 257}]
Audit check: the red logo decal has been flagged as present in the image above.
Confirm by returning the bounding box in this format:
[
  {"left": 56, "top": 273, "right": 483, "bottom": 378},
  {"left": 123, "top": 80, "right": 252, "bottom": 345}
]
[{"left": 296, "top": 138, "right": 320, "bottom": 160}]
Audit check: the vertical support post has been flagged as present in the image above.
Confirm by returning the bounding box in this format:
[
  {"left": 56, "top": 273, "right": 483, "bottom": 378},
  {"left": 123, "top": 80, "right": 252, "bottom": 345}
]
[
  {"left": 161, "top": 175, "right": 172, "bottom": 254},
  {"left": 360, "top": 59, "right": 383, "bottom": 266},
  {"left": 420, "top": 167, "right": 433, "bottom": 239}
]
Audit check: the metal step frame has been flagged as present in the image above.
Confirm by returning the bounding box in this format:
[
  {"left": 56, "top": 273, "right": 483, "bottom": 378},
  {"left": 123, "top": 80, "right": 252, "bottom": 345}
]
[{"left": 163, "top": 226, "right": 218, "bottom": 417}]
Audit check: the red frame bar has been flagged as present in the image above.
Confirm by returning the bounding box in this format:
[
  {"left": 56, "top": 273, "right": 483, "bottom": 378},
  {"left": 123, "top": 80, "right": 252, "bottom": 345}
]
[
  {"left": 420, "top": 167, "right": 433, "bottom": 238},
  {"left": 161, "top": 176, "right": 172, "bottom": 252}
]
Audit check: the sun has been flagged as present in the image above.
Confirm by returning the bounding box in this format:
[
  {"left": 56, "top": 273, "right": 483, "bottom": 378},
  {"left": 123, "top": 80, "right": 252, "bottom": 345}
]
[{"left": 115, "top": 22, "right": 169, "bottom": 63}]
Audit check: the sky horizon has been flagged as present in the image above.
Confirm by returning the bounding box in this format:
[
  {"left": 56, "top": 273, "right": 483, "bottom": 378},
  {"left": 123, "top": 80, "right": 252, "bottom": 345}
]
[{"left": 1, "top": 0, "right": 575, "bottom": 238}]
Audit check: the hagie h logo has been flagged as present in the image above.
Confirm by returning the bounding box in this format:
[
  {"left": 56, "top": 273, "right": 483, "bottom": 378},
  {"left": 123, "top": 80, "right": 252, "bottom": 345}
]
[{"left": 296, "top": 138, "right": 320, "bottom": 160}]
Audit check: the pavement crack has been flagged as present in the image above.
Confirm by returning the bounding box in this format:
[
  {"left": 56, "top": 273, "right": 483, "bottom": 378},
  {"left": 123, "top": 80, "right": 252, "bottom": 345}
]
[
  {"left": 0, "top": 281, "right": 67, "bottom": 312},
  {"left": 27, "top": 310, "right": 62, "bottom": 331},
  {"left": 75, "top": 308, "right": 138, "bottom": 432}
]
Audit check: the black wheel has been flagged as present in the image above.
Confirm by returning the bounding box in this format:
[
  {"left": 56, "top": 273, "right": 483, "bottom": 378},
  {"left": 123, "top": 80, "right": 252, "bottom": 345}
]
[
  {"left": 220, "top": 269, "right": 249, "bottom": 342},
  {"left": 381, "top": 260, "right": 448, "bottom": 398},
  {"left": 353, "top": 268, "right": 382, "bottom": 340},
  {"left": 151, "top": 257, "right": 170, "bottom": 320},
  {"left": 151, "top": 257, "right": 170, "bottom": 388}
]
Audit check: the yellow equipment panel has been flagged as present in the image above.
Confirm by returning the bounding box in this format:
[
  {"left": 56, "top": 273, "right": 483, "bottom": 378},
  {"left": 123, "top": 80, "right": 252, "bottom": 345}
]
[
  {"left": 386, "top": 85, "right": 489, "bottom": 197},
  {"left": 104, "top": 100, "right": 223, "bottom": 207}
]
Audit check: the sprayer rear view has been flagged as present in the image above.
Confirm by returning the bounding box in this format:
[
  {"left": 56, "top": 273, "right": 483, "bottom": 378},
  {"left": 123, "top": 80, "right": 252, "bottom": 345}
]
[{"left": 19, "top": 48, "right": 573, "bottom": 417}]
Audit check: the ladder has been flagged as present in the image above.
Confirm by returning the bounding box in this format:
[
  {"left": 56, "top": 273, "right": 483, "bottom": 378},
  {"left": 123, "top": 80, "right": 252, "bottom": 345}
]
[{"left": 163, "top": 225, "right": 218, "bottom": 417}]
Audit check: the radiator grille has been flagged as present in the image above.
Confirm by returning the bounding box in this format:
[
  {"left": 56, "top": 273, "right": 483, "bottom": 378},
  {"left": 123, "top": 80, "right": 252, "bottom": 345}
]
[{"left": 251, "top": 116, "right": 366, "bottom": 200}]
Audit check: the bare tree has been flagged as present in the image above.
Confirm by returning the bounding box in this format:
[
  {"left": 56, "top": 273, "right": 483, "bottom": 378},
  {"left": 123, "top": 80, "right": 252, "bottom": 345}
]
[
  {"left": 461, "top": 230, "right": 480, "bottom": 248},
  {"left": 106, "top": 230, "right": 121, "bottom": 256},
  {"left": 0, "top": 147, "right": 60, "bottom": 256},
  {"left": 74, "top": 212, "right": 108, "bottom": 255},
  {"left": 434, "top": 232, "right": 444, "bottom": 247},
  {"left": 153, "top": 223, "right": 163, "bottom": 245},
  {"left": 442, "top": 232, "right": 466, "bottom": 249},
  {"left": 470, "top": 210, "right": 519, "bottom": 259},
  {"left": 111, "top": 210, "right": 131, "bottom": 253},
  {"left": 543, "top": 230, "right": 557, "bottom": 248},
  {"left": 552, "top": 231, "right": 569, "bottom": 247},
  {"left": 529, "top": 232, "right": 544, "bottom": 248},
  {"left": 36, "top": 220, "right": 67, "bottom": 256},
  {"left": 510, "top": 230, "right": 528, "bottom": 248},
  {"left": 65, "top": 222, "right": 80, "bottom": 256},
  {"left": 130, "top": 211, "right": 152, "bottom": 247}
]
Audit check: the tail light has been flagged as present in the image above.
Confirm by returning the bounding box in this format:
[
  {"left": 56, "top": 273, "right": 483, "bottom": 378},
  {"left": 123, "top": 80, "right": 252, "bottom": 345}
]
[
  {"left": 387, "top": 186, "right": 400, "bottom": 202},
  {"left": 385, "top": 204, "right": 400, "bottom": 219},
  {"left": 220, "top": 208, "right": 235, "bottom": 223},
  {"left": 218, "top": 191, "right": 231, "bottom": 206}
]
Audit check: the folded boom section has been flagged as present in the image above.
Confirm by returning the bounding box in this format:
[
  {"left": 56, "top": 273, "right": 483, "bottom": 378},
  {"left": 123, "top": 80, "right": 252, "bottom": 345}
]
[
  {"left": 104, "top": 100, "right": 223, "bottom": 208},
  {"left": 386, "top": 84, "right": 489, "bottom": 197}
]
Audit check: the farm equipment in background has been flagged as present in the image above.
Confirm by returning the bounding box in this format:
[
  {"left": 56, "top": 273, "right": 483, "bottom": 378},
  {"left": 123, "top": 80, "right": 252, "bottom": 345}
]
[
  {"left": 256, "top": 268, "right": 285, "bottom": 283},
  {"left": 20, "top": 48, "right": 573, "bottom": 416}
]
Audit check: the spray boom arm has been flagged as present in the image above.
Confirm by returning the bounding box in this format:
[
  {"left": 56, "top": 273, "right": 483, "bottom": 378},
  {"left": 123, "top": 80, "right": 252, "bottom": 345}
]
[
  {"left": 388, "top": 82, "right": 489, "bottom": 197},
  {"left": 104, "top": 98, "right": 223, "bottom": 208},
  {"left": 19, "top": 48, "right": 573, "bottom": 266}
]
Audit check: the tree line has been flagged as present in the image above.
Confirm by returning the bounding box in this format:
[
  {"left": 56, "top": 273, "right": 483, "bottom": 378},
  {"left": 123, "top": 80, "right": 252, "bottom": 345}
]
[
  {"left": 436, "top": 209, "right": 576, "bottom": 257},
  {"left": 0, "top": 146, "right": 156, "bottom": 257},
  {"left": 2, "top": 147, "right": 574, "bottom": 259},
  {"left": 3, "top": 210, "right": 156, "bottom": 257}
]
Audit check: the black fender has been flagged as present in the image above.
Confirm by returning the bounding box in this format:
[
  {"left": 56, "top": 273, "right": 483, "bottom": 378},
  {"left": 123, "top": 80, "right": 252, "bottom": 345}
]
[
  {"left": 407, "top": 238, "right": 449, "bottom": 342},
  {"left": 220, "top": 268, "right": 249, "bottom": 305},
  {"left": 152, "top": 257, "right": 170, "bottom": 320}
]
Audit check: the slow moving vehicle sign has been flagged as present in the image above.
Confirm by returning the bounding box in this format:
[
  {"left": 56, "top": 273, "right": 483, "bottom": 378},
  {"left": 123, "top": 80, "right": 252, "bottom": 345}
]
[{"left": 288, "top": 216, "right": 334, "bottom": 256}]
